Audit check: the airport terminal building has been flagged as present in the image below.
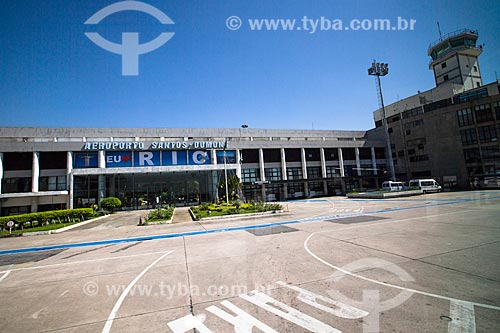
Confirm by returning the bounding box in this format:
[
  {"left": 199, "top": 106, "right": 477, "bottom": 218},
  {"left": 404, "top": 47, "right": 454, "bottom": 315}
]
[
  {"left": 2, "top": 29, "right": 498, "bottom": 216},
  {"left": 0, "top": 128, "right": 388, "bottom": 215}
]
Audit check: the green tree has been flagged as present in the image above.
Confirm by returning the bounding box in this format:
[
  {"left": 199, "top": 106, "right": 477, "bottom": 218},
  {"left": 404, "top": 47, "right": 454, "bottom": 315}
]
[
  {"left": 101, "top": 197, "right": 122, "bottom": 213},
  {"left": 218, "top": 175, "right": 241, "bottom": 202}
]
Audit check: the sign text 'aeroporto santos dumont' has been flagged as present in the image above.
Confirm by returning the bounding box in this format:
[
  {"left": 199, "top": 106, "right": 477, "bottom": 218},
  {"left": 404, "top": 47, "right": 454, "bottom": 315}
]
[{"left": 82, "top": 141, "right": 226, "bottom": 151}]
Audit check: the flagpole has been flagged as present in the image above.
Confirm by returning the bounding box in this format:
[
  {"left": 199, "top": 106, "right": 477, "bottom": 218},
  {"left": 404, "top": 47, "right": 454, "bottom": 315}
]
[{"left": 224, "top": 141, "right": 229, "bottom": 205}]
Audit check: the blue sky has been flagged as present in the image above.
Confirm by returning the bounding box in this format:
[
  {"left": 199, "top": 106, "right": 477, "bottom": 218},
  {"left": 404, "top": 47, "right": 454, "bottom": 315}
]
[{"left": 1, "top": 0, "right": 499, "bottom": 130}]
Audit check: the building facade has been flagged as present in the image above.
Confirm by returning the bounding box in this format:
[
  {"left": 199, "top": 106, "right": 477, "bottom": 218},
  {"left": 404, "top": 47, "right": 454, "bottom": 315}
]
[
  {"left": 373, "top": 29, "right": 500, "bottom": 189},
  {"left": 0, "top": 128, "right": 387, "bottom": 216}
]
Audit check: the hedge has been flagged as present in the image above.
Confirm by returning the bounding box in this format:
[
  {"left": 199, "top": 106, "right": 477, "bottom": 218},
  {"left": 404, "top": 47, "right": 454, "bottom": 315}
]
[{"left": 0, "top": 208, "right": 94, "bottom": 229}]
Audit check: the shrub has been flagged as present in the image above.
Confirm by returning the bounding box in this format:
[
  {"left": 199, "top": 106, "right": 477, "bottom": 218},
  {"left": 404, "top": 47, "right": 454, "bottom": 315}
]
[
  {"left": 146, "top": 206, "right": 174, "bottom": 221},
  {"left": 101, "top": 197, "right": 122, "bottom": 213},
  {"left": 0, "top": 208, "right": 94, "bottom": 231}
]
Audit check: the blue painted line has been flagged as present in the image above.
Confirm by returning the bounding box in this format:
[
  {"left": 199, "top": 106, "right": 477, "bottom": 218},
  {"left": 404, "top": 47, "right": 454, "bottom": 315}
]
[
  {"left": 1, "top": 194, "right": 499, "bottom": 256},
  {"left": 287, "top": 199, "right": 330, "bottom": 202}
]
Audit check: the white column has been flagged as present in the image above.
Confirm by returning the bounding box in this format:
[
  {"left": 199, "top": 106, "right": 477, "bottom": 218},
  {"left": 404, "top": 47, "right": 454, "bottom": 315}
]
[
  {"left": 320, "top": 148, "right": 328, "bottom": 194},
  {"left": 371, "top": 147, "right": 378, "bottom": 176},
  {"left": 281, "top": 148, "right": 287, "bottom": 181},
  {"left": 67, "top": 152, "right": 74, "bottom": 209},
  {"left": 211, "top": 150, "right": 217, "bottom": 165},
  {"left": 355, "top": 148, "right": 361, "bottom": 176},
  {"left": 98, "top": 150, "right": 105, "bottom": 168},
  {"left": 98, "top": 175, "right": 106, "bottom": 207},
  {"left": 235, "top": 149, "right": 242, "bottom": 180},
  {"left": 301, "top": 148, "right": 309, "bottom": 198},
  {"left": 338, "top": 148, "right": 345, "bottom": 177},
  {"left": 320, "top": 148, "right": 327, "bottom": 178},
  {"left": 0, "top": 153, "right": 3, "bottom": 194},
  {"left": 301, "top": 148, "right": 307, "bottom": 180},
  {"left": 32, "top": 152, "right": 39, "bottom": 192},
  {"left": 259, "top": 148, "right": 266, "bottom": 201},
  {"left": 259, "top": 148, "right": 265, "bottom": 181}
]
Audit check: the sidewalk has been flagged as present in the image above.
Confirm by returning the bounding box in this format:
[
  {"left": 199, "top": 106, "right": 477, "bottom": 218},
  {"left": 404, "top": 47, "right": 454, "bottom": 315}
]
[{"left": 171, "top": 207, "right": 194, "bottom": 223}]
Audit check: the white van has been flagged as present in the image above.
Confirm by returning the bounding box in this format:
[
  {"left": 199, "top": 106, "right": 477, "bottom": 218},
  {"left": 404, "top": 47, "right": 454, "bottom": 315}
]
[
  {"left": 409, "top": 179, "right": 442, "bottom": 193},
  {"left": 382, "top": 181, "right": 406, "bottom": 192}
]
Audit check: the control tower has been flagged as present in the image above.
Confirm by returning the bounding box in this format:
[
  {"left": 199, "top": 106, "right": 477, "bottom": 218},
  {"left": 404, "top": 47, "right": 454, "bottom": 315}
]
[{"left": 428, "top": 29, "right": 483, "bottom": 91}]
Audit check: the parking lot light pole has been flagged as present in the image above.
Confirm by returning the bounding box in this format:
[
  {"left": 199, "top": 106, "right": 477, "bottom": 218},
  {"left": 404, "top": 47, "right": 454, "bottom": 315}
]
[{"left": 368, "top": 61, "right": 396, "bottom": 181}]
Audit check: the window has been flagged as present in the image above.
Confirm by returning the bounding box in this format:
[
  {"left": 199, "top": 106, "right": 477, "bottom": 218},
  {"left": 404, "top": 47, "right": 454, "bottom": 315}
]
[
  {"left": 40, "top": 152, "right": 67, "bottom": 169},
  {"left": 3, "top": 152, "right": 32, "bottom": 170},
  {"left": 404, "top": 119, "right": 424, "bottom": 129},
  {"left": 481, "top": 146, "right": 500, "bottom": 160},
  {"left": 473, "top": 65, "right": 478, "bottom": 72},
  {"left": 285, "top": 149, "right": 301, "bottom": 162},
  {"left": 241, "top": 168, "right": 260, "bottom": 183},
  {"left": 494, "top": 102, "right": 500, "bottom": 120},
  {"left": 287, "top": 167, "right": 303, "bottom": 180},
  {"left": 324, "top": 148, "right": 338, "bottom": 161},
  {"left": 264, "top": 168, "right": 282, "bottom": 181},
  {"left": 474, "top": 104, "right": 493, "bottom": 123},
  {"left": 342, "top": 148, "right": 356, "bottom": 160},
  {"left": 407, "top": 149, "right": 416, "bottom": 155},
  {"left": 326, "top": 166, "right": 340, "bottom": 178},
  {"left": 241, "top": 149, "right": 259, "bottom": 164},
  {"left": 2, "top": 177, "right": 32, "bottom": 193},
  {"left": 441, "top": 62, "right": 447, "bottom": 69},
  {"left": 306, "top": 167, "right": 321, "bottom": 179},
  {"left": 444, "top": 75, "right": 449, "bottom": 81},
  {"left": 456, "top": 108, "right": 474, "bottom": 126},
  {"left": 388, "top": 127, "right": 393, "bottom": 133},
  {"left": 263, "top": 149, "right": 281, "bottom": 163},
  {"left": 358, "top": 148, "right": 372, "bottom": 160},
  {"left": 478, "top": 125, "right": 497, "bottom": 143},
  {"left": 305, "top": 149, "right": 320, "bottom": 161},
  {"left": 39, "top": 176, "right": 67, "bottom": 191},
  {"left": 308, "top": 181, "right": 323, "bottom": 192},
  {"left": 398, "top": 150, "right": 405, "bottom": 157},
  {"left": 463, "top": 148, "right": 481, "bottom": 163},
  {"left": 360, "top": 164, "right": 373, "bottom": 176},
  {"left": 409, "top": 155, "right": 429, "bottom": 162},
  {"left": 460, "top": 128, "right": 477, "bottom": 145},
  {"left": 405, "top": 129, "right": 411, "bottom": 135},
  {"left": 374, "top": 148, "right": 386, "bottom": 159}
]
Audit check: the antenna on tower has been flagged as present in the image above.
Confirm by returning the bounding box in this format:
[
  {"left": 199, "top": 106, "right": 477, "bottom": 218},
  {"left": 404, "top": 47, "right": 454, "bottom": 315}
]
[{"left": 437, "top": 21, "right": 443, "bottom": 40}]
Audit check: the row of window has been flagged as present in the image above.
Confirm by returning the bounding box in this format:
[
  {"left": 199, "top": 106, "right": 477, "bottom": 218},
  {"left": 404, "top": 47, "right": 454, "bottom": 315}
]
[
  {"left": 460, "top": 125, "right": 498, "bottom": 145},
  {"left": 457, "top": 103, "right": 497, "bottom": 127},
  {"left": 240, "top": 165, "right": 380, "bottom": 183},
  {"left": 1, "top": 176, "right": 66, "bottom": 194},
  {"left": 463, "top": 146, "right": 500, "bottom": 163},
  {"left": 409, "top": 155, "right": 429, "bottom": 163}
]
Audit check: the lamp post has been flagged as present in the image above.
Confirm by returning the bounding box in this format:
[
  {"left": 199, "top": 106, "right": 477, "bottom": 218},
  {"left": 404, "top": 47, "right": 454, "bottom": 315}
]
[{"left": 368, "top": 61, "right": 396, "bottom": 181}]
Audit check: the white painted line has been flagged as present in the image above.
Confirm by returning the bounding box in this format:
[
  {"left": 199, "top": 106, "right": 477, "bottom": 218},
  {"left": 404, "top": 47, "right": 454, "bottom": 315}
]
[
  {"left": 206, "top": 300, "right": 279, "bottom": 333},
  {"left": 102, "top": 250, "right": 173, "bottom": 333},
  {"left": 448, "top": 300, "right": 476, "bottom": 333},
  {"left": 0, "top": 250, "right": 174, "bottom": 274},
  {"left": 240, "top": 291, "right": 341, "bottom": 333},
  {"left": 304, "top": 215, "right": 500, "bottom": 311},
  {"left": 0, "top": 270, "right": 11, "bottom": 284}
]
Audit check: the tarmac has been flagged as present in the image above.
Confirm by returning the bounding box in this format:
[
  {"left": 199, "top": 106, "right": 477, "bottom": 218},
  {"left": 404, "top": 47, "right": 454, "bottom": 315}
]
[{"left": 0, "top": 191, "right": 499, "bottom": 332}]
